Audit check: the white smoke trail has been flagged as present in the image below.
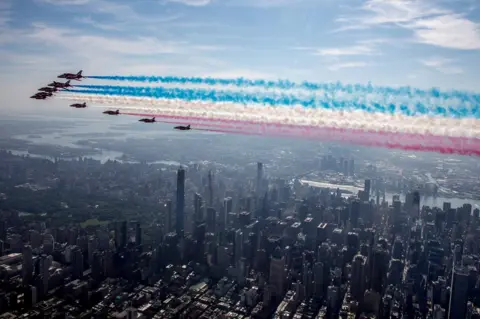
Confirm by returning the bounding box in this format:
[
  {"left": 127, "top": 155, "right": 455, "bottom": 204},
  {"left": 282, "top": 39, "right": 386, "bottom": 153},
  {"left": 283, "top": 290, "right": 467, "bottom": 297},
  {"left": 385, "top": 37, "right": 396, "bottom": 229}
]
[
  {"left": 73, "top": 84, "right": 471, "bottom": 116},
  {"left": 57, "top": 93, "right": 480, "bottom": 139}
]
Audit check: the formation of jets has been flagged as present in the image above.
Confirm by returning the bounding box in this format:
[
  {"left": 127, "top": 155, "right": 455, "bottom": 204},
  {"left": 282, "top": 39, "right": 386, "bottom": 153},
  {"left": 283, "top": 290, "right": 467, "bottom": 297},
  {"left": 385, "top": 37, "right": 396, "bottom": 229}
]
[
  {"left": 30, "top": 78, "right": 74, "bottom": 100},
  {"left": 30, "top": 70, "right": 193, "bottom": 132},
  {"left": 30, "top": 70, "right": 83, "bottom": 100}
]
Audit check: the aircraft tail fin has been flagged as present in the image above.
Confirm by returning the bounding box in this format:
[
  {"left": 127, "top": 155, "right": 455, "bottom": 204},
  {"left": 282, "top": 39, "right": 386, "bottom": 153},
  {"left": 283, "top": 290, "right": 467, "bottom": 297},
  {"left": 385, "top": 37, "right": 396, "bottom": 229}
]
[
  {"left": 66, "top": 80, "right": 70, "bottom": 85},
  {"left": 78, "top": 70, "right": 83, "bottom": 76},
  {"left": 187, "top": 125, "right": 190, "bottom": 129}
]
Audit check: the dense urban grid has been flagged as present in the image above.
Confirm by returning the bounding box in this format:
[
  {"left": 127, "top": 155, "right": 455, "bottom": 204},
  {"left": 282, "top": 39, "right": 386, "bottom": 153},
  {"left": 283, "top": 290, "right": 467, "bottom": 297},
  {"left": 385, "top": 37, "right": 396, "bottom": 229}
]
[{"left": 0, "top": 149, "right": 479, "bottom": 319}]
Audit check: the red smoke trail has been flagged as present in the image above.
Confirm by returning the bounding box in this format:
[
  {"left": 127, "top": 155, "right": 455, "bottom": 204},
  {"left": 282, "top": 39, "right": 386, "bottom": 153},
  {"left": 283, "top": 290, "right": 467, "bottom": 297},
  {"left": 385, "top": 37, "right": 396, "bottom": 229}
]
[{"left": 122, "top": 111, "right": 480, "bottom": 156}]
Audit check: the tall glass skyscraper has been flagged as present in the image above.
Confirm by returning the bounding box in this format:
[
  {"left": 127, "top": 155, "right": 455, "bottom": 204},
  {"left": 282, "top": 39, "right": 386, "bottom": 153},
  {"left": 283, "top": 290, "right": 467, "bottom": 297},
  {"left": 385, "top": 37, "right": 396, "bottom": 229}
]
[{"left": 176, "top": 168, "right": 185, "bottom": 238}]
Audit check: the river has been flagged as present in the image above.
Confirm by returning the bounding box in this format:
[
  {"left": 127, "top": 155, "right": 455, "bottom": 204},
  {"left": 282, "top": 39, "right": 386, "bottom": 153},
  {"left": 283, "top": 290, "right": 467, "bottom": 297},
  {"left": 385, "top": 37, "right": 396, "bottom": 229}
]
[{"left": 300, "top": 179, "right": 480, "bottom": 209}]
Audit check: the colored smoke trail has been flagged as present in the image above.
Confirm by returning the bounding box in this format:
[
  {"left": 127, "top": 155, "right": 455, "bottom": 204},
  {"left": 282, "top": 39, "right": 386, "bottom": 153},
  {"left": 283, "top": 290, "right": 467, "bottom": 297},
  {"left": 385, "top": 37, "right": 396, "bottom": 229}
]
[
  {"left": 57, "top": 93, "right": 480, "bottom": 156},
  {"left": 64, "top": 87, "right": 479, "bottom": 119},
  {"left": 123, "top": 112, "right": 480, "bottom": 156},
  {"left": 58, "top": 93, "right": 480, "bottom": 139},
  {"left": 87, "top": 75, "right": 480, "bottom": 103}
]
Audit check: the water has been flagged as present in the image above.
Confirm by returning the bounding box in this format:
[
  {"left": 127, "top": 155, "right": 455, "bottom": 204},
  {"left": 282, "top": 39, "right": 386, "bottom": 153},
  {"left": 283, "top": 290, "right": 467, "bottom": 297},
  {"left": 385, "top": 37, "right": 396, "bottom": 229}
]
[
  {"left": 301, "top": 179, "right": 480, "bottom": 209},
  {"left": 8, "top": 149, "right": 124, "bottom": 164}
]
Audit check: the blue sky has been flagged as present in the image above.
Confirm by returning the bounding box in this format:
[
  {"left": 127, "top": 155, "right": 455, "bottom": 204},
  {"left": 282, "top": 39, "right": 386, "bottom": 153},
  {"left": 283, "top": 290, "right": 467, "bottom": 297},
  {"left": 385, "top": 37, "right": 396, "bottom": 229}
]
[{"left": 1, "top": 0, "right": 480, "bottom": 113}]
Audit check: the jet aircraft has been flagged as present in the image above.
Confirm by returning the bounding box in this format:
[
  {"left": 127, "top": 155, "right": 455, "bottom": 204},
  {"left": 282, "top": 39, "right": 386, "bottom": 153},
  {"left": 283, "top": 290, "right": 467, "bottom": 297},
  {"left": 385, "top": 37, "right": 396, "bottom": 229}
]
[
  {"left": 58, "top": 70, "right": 84, "bottom": 81},
  {"left": 30, "top": 92, "right": 50, "bottom": 99},
  {"left": 139, "top": 117, "right": 155, "bottom": 123},
  {"left": 70, "top": 102, "right": 87, "bottom": 108},
  {"left": 31, "top": 91, "right": 52, "bottom": 97},
  {"left": 48, "top": 80, "right": 71, "bottom": 88},
  {"left": 38, "top": 87, "right": 59, "bottom": 93},
  {"left": 103, "top": 110, "right": 120, "bottom": 115},
  {"left": 174, "top": 124, "right": 191, "bottom": 131}
]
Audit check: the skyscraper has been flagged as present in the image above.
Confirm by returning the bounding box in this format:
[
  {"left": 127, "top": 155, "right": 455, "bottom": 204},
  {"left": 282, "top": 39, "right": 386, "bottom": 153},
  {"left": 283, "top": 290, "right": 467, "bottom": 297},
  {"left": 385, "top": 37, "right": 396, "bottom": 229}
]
[
  {"left": 364, "top": 179, "right": 371, "bottom": 202},
  {"left": 194, "top": 193, "right": 203, "bottom": 224},
  {"left": 269, "top": 247, "right": 285, "bottom": 299},
  {"left": 206, "top": 207, "right": 216, "bottom": 233},
  {"left": 256, "top": 162, "right": 263, "bottom": 196},
  {"left": 22, "top": 245, "right": 33, "bottom": 285},
  {"left": 351, "top": 255, "right": 366, "bottom": 302},
  {"left": 176, "top": 168, "right": 185, "bottom": 238},
  {"left": 164, "top": 199, "right": 172, "bottom": 233},
  {"left": 207, "top": 170, "right": 213, "bottom": 207},
  {"left": 413, "top": 190, "right": 421, "bottom": 218},
  {"left": 115, "top": 221, "right": 127, "bottom": 250},
  {"left": 71, "top": 246, "right": 84, "bottom": 279},
  {"left": 0, "top": 220, "right": 6, "bottom": 242},
  {"left": 449, "top": 265, "right": 469, "bottom": 319},
  {"left": 135, "top": 222, "right": 142, "bottom": 246}
]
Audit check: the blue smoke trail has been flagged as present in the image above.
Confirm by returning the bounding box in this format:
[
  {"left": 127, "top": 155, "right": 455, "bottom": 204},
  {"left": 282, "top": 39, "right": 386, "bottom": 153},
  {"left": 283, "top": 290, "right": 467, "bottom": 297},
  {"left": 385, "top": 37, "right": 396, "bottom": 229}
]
[
  {"left": 86, "top": 75, "right": 480, "bottom": 103},
  {"left": 64, "top": 86, "right": 479, "bottom": 119}
]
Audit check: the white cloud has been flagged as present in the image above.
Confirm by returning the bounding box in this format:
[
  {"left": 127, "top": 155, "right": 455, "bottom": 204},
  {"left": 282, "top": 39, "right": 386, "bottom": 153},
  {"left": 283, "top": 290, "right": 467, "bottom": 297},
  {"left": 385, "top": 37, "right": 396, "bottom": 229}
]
[
  {"left": 310, "top": 38, "right": 388, "bottom": 58},
  {"left": 202, "top": 69, "right": 275, "bottom": 79},
  {"left": 0, "top": 0, "right": 11, "bottom": 28},
  {"left": 315, "top": 44, "right": 377, "bottom": 57},
  {"left": 407, "top": 14, "right": 480, "bottom": 50},
  {"left": 337, "top": 0, "right": 480, "bottom": 50},
  {"left": 38, "top": 0, "right": 182, "bottom": 31},
  {"left": 419, "top": 56, "right": 463, "bottom": 74},
  {"left": 0, "top": 22, "right": 227, "bottom": 79},
  {"left": 166, "top": 0, "right": 212, "bottom": 5},
  {"left": 74, "top": 16, "right": 122, "bottom": 31},
  {"left": 26, "top": 23, "right": 222, "bottom": 57},
  {"left": 39, "top": 0, "right": 91, "bottom": 4},
  {"left": 328, "top": 62, "right": 369, "bottom": 71}
]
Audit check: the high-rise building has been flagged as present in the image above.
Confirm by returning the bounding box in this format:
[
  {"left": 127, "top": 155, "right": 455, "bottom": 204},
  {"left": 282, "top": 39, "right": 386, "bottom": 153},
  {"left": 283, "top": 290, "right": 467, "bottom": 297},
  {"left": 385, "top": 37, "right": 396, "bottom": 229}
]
[
  {"left": 449, "top": 265, "right": 469, "bottom": 319},
  {"left": 234, "top": 229, "right": 243, "bottom": 265},
  {"left": 349, "top": 158, "right": 355, "bottom": 176},
  {"left": 164, "top": 200, "right": 173, "bottom": 233},
  {"left": 22, "top": 245, "right": 33, "bottom": 285},
  {"left": 0, "top": 220, "right": 6, "bottom": 242},
  {"left": 115, "top": 220, "right": 127, "bottom": 250},
  {"left": 269, "top": 247, "right": 285, "bottom": 299},
  {"left": 194, "top": 193, "right": 203, "bottom": 224},
  {"left": 176, "top": 168, "right": 185, "bottom": 238},
  {"left": 256, "top": 162, "right": 263, "bottom": 196},
  {"left": 351, "top": 254, "right": 366, "bottom": 302},
  {"left": 223, "top": 197, "right": 233, "bottom": 227},
  {"left": 413, "top": 190, "right": 421, "bottom": 218},
  {"left": 71, "top": 246, "right": 84, "bottom": 279},
  {"left": 127, "top": 307, "right": 138, "bottom": 319},
  {"left": 364, "top": 179, "right": 371, "bottom": 201},
  {"left": 135, "top": 222, "right": 142, "bottom": 246},
  {"left": 350, "top": 200, "right": 360, "bottom": 228},
  {"left": 207, "top": 170, "right": 213, "bottom": 207},
  {"left": 40, "top": 255, "right": 50, "bottom": 295},
  {"left": 370, "top": 248, "right": 388, "bottom": 294},
  {"left": 206, "top": 207, "right": 216, "bottom": 234}
]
